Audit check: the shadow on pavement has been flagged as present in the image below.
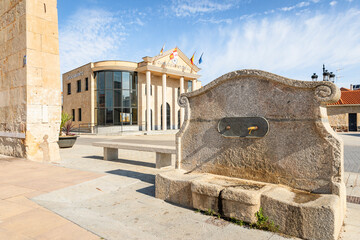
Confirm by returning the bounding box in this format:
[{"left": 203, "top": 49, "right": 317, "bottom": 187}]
[
  {"left": 343, "top": 133, "right": 360, "bottom": 137},
  {"left": 136, "top": 185, "right": 155, "bottom": 197},
  {"left": 84, "top": 155, "right": 156, "bottom": 168},
  {"left": 106, "top": 169, "right": 155, "bottom": 185}
]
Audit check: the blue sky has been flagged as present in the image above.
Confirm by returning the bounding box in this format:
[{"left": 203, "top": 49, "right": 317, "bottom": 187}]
[{"left": 58, "top": 0, "right": 360, "bottom": 87}]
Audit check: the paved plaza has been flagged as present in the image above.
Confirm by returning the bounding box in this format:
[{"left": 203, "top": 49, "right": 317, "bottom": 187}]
[{"left": 0, "top": 132, "right": 359, "bottom": 239}]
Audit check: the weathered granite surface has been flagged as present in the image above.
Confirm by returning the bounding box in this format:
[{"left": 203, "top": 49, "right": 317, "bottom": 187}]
[
  {"left": 176, "top": 69, "right": 343, "bottom": 195},
  {"left": 156, "top": 170, "right": 345, "bottom": 240},
  {"left": 156, "top": 70, "right": 346, "bottom": 240}
]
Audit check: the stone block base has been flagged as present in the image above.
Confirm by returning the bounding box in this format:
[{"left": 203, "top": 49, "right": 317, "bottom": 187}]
[
  {"left": 155, "top": 153, "right": 172, "bottom": 169},
  {"left": 104, "top": 148, "right": 118, "bottom": 161},
  {"left": 155, "top": 170, "right": 345, "bottom": 240}
]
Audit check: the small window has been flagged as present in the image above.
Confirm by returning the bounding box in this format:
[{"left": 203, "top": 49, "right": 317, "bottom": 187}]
[
  {"left": 78, "top": 108, "right": 82, "bottom": 121},
  {"left": 67, "top": 83, "right": 71, "bottom": 95},
  {"left": 187, "top": 81, "right": 193, "bottom": 92},
  {"left": 77, "top": 80, "right": 81, "bottom": 93},
  {"left": 85, "top": 78, "right": 89, "bottom": 91},
  {"left": 72, "top": 109, "right": 75, "bottom": 121}
]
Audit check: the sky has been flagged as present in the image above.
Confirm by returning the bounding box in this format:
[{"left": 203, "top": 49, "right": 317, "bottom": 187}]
[{"left": 57, "top": 0, "right": 360, "bottom": 87}]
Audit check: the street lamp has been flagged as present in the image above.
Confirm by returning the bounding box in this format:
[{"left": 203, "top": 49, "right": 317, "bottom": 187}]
[
  {"left": 329, "top": 72, "right": 335, "bottom": 83},
  {"left": 311, "top": 73, "right": 318, "bottom": 81},
  {"left": 311, "top": 64, "right": 335, "bottom": 82},
  {"left": 323, "top": 70, "right": 330, "bottom": 81}
]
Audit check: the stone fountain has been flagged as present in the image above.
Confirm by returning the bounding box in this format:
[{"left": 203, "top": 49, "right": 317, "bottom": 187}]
[{"left": 156, "top": 70, "right": 345, "bottom": 240}]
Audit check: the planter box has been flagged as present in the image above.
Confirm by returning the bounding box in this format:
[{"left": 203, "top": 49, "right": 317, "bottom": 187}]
[{"left": 58, "top": 135, "right": 78, "bottom": 148}]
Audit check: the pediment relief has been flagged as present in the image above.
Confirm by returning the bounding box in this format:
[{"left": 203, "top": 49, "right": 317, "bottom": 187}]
[{"left": 152, "top": 48, "right": 200, "bottom": 74}]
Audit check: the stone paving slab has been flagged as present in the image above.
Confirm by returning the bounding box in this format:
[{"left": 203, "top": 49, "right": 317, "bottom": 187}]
[
  {"left": 0, "top": 156, "right": 103, "bottom": 239},
  {"left": 33, "top": 175, "right": 296, "bottom": 240}
]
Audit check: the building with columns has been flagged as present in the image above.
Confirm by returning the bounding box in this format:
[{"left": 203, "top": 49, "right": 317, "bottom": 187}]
[{"left": 62, "top": 48, "right": 201, "bottom": 134}]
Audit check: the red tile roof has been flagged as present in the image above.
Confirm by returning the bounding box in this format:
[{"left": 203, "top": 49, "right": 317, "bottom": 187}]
[{"left": 329, "top": 88, "right": 360, "bottom": 105}]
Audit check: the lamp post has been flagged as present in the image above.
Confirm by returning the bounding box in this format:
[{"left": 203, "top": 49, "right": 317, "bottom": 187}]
[
  {"left": 323, "top": 70, "right": 330, "bottom": 81},
  {"left": 311, "top": 64, "right": 335, "bottom": 83},
  {"left": 329, "top": 72, "right": 335, "bottom": 82},
  {"left": 311, "top": 73, "right": 318, "bottom": 81}
]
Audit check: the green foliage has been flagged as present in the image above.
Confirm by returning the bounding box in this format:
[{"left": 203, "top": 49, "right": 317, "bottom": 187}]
[
  {"left": 253, "top": 208, "right": 278, "bottom": 232},
  {"left": 64, "top": 121, "right": 75, "bottom": 135},
  {"left": 205, "top": 208, "right": 216, "bottom": 216},
  {"left": 230, "top": 217, "right": 244, "bottom": 226},
  {"left": 60, "top": 112, "right": 73, "bottom": 135},
  {"left": 197, "top": 207, "right": 278, "bottom": 233}
]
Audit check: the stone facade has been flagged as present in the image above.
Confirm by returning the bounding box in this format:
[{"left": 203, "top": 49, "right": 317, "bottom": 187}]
[
  {"left": 62, "top": 63, "right": 93, "bottom": 129},
  {"left": 0, "top": 0, "right": 61, "bottom": 162},
  {"left": 327, "top": 106, "right": 360, "bottom": 131},
  {"left": 156, "top": 70, "right": 346, "bottom": 240}
]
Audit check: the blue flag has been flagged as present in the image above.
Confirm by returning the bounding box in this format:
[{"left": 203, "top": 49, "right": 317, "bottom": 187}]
[{"left": 198, "top": 52, "right": 203, "bottom": 64}]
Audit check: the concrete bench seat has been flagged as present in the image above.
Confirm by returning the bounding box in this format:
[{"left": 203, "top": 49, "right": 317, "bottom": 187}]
[{"left": 93, "top": 142, "right": 176, "bottom": 168}]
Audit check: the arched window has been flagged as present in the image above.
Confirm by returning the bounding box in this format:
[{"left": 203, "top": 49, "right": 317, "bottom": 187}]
[{"left": 161, "top": 103, "right": 171, "bottom": 130}]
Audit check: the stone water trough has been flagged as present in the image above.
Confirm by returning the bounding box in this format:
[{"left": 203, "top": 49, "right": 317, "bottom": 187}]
[{"left": 155, "top": 70, "right": 346, "bottom": 240}]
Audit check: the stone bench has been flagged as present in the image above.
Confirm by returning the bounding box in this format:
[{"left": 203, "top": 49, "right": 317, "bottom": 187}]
[{"left": 92, "top": 142, "right": 176, "bottom": 169}]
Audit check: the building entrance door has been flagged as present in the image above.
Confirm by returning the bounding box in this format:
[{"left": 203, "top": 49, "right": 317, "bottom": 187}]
[{"left": 349, "top": 113, "right": 357, "bottom": 131}]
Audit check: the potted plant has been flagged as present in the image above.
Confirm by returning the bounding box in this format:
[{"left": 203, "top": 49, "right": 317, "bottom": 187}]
[{"left": 58, "top": 112, "right": 78, "bottom": 148}]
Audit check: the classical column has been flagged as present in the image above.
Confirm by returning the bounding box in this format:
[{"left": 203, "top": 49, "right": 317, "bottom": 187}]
[
  {"left": 90, "top": 70, "right": 95, "bottom": 134},
  {"left": 180, "top": 76, "right": 184, "bottom": 127},
  {"left": 162, "top": 74, "right": 167, "bottom": 130},
  {"left": 146, "top": 71, "right": 151, "bottom": 131},
  {"left": 191, "top": 80, "right": 195, "bottom": 91}
]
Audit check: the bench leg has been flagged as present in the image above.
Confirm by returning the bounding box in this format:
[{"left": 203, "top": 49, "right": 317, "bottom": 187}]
[
  {"left": 156, "top": 153, "right": 172, "bottom": 169},
  {"left": 104, "top": 148, "right": 118, "bottom": 161}
]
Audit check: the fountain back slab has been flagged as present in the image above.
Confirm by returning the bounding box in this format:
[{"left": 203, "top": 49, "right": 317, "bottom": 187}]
[{"left": 156, "top": 70, "right": 346, "bottom": 240}]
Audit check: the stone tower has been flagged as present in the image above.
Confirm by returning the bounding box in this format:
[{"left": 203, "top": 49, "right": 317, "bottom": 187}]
[{"left": 0, "top": 0, "right": 61, "bottom": 162}]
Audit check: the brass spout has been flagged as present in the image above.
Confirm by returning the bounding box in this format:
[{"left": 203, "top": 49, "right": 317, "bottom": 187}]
[{"left": 248, "top": 126, "right": 259, "bottom": 135}]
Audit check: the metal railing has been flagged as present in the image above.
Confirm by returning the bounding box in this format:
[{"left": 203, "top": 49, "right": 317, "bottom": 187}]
[
  {"left": 72, "top": 123, "right": 96, "bottom": 134},
  {"left": 72, "top": 121, "right": 182, "bottom": 135}
]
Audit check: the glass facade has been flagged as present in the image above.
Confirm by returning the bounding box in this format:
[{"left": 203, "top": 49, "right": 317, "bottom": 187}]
[{"left": 95, "top": 71, "right": 138, "bottom": 126}]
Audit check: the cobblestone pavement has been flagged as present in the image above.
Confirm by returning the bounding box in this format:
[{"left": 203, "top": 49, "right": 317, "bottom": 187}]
[{"left": 338, "top": 132, "right": 360, "bottom": 173}]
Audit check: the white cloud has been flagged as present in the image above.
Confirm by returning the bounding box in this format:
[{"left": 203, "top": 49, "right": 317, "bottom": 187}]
[
  {"left": 59, "top": 8, "right": 143, "bottom": 74},
  {"left": 281, "top": 1, "right": 310, "bottom": 12},
  {"left": 330, "top": 1, "right": 337, "bottom": 6},
  {"left": 189, "top": 8, "right": 360, "bottom": 85},
  {"left": 170, "top": 0, "right": 236, "bottom": 17}
]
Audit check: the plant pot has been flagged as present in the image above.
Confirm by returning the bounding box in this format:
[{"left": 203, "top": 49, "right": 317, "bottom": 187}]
[{"left": 58, "top": 135, "right": 78, "bottom": 148}]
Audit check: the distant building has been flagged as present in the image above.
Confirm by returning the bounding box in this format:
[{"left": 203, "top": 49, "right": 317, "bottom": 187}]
[
  {"left": 327, "top": 87, "right": 360, "bottom": 131},
  {"left": 350, "top": 84, "right": 360, "bottom": 90},
  {"left": 62, "top": 48, "right": 201, "bottom": 134}
]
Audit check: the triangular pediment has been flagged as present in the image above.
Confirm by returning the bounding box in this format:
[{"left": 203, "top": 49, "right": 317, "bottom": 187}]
[{"left": 151, "top": 48, "right": 200, "bottom": 73}]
